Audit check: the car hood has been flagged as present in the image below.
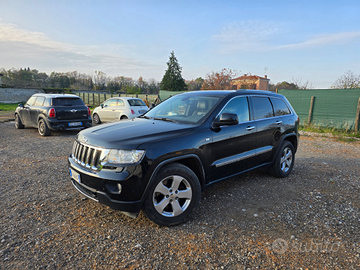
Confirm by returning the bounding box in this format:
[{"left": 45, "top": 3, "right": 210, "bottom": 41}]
[{"left": 77, "top": 118, "right": 194, "bottom": 149}]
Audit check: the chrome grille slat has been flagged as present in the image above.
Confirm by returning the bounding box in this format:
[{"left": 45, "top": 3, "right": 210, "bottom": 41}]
[{"left": 71, "top": 141, "right": 104, "bottom": 171}]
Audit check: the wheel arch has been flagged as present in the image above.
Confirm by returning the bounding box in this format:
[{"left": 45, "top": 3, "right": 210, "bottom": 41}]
[
  {"left": 140, "top": 154, "right": 205, "bottom": 204},
  {"left": 283, "top": 133, "right": 298, "bottom": 152}
]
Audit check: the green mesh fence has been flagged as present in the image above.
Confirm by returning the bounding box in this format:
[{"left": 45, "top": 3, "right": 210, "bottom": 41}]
[
  {"left": 278, "top": 89, "right": 360, "bottom": 130},
  {"left": 158, "top": 90, "right": 186, "bottom": 102}
]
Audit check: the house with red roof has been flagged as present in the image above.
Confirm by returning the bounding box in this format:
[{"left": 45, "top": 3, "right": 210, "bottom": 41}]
[{"left": 231, "top": 74, "right": 270, "bottom": 91}]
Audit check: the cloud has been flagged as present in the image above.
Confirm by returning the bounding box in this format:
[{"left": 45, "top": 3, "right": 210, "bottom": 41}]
[
  {"left": 277, "top": 31, "right": 360, "bottom": 49},
  {"left": 0, "top": 22, "right": 159, "bottom": 78},
  {"left": 212, "top": 20, "right": 360, "bottom": 53},
  {"left": 212, "top": 20, "right": 282, "bottom": 53}
]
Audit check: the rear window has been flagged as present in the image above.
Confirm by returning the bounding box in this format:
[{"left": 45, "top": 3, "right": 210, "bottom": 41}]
[
  {"left": 127, "top": 99, "right": 146, "bottom": 106},
  {"left": 271, "top": 98, "right": 291, "bottom": 116},
  {"left": 53, "top": 98, "right": 84, "bottom": 106}
]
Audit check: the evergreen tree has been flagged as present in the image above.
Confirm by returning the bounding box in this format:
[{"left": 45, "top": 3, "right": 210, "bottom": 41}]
[{"left": 160, "top": 51, "right": 187, "bottom": 91}]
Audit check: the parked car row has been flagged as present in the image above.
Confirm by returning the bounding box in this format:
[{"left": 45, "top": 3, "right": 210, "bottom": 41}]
[{"left": 14, "top": 94, "right": 149, "bottom": 136}]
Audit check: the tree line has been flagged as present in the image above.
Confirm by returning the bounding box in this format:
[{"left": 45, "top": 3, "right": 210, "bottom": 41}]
[
  {"left": 0, "top": 68, "right": 161, "bottom": 94},
  {"left": 1, "top": 52, "right": 358, "bottom": 93}
]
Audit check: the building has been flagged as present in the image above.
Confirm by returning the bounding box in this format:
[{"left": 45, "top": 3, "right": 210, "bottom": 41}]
[{"left": 231, "top": 74, "right": 270, "bottom": 91}]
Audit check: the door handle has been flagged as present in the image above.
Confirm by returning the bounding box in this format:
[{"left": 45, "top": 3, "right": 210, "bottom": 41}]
[
  {"left": 276, "top": 120, "right": 282, "bottom": 124},
  {"left": 246, "top": 126, "right": 255, "bottom": 131}
]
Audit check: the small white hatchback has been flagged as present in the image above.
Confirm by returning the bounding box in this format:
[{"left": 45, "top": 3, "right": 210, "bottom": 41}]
[{"left": 92, "top": 97, "right": 149, "bottom": 125}]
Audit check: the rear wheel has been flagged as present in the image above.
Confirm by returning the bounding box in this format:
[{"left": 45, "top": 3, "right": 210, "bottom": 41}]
[
  {"left": 92, "top": 113, "right": 101, "bottom": 125},
  {"left": 15, "top": 114, "right": 24, "bottom": 129},
  {"left": 143, "top": 163, "right": 201, "bottom": 226},
  {"left": 38, "top": 119, "right": 51, "bottom": 136},
  {"left": 268, "top": 141, "right": 295, "bottom": 178},
  {"left": 120, "top": 115, "right": 128, "bottom": 120}
]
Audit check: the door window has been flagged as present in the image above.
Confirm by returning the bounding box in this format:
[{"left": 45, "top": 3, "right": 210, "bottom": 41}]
[
  {"left": 103, "top": 99, "right": 117, "bottom": 107},
  {"left": 252, "top": 97, "right": 274, "bottom": 120},
  {"left": 26, "top": 96, "right": 37, "bottom": 106},
  {"left": 221, "top": 96, "right": 250, "bottom": 123}
]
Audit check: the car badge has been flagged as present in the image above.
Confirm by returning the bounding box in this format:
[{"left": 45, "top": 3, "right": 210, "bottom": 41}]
[
  {"left": 70, "top": 109, "right": 77, "bottom": 113},
  {"left": 83, "top": 137, "right": 88, "bottom": 143}
]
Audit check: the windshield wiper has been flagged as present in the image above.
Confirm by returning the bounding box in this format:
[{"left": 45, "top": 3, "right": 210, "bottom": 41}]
[
  {"left": 153, "top": 117, "right": 176, "bottom": 123},
  {"left": 139, "top": 115, "right": 151, "bottom": 119}
]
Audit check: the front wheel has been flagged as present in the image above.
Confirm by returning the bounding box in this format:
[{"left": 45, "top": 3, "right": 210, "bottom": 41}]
[
  {"left": 143, "top": 163, "right": 201, "bottom": 226},
  {"left": 268, "top": 141, "right": 295, "bottom": 178},
  {"left": 15, "top": 114, "right": 24, "bottom": 129},
  {"left": 38, "top": 119, "right": 51, "bottom": 136}
]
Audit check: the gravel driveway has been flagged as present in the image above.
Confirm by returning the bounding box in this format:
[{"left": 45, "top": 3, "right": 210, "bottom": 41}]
[{"left": 1, "top": 121, "right": 360, "bottom": 269}]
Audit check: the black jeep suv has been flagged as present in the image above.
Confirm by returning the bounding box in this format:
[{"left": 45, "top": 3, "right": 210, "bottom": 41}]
[
  {"left": 68, "top": 90, "right": 299, "bottom": 226},
  {"left": 15, "top": 93, "right": 92, "bottom": 136}
]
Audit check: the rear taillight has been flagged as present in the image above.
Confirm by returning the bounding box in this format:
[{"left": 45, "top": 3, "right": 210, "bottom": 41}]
[
  {"left": 87, "top": 107, "right": 91, "bottom": 116},
  {"left": 131, "top": 109, "right": 135, "bottom": 114},
  {"left": 49, "top": 108, "right": 56, "bottom": 118}
]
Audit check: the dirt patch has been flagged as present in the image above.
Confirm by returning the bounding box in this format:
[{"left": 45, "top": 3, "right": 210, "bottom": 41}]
[{"left": 1, "top": 122, "right": 360, "bottom": 269}]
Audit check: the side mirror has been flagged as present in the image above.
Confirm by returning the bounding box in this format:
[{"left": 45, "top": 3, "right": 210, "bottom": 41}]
[
  {"left": 213, "top": 113, "right": 238, "bottom": 128},
  {"left": 100, "top": 103, "right": 104, "bottom": 108},
  {"left": 18, "top": 103, "right": 24, "bottom": 108}
]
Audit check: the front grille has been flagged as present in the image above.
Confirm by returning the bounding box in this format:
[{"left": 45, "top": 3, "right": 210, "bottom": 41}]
[{"left": 72, "top": 141, "right": 104, "bottom": 171}]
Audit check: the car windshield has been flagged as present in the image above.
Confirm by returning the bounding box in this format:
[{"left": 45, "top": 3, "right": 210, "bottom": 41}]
[
  {"left": 53, "top": 98, "right": 84, "bottom": 106},
  {"left": 128, "top": 99, "right": 147, "bottom": 106},
  {"left": 144, "top": 93, "right": 222, "bottom": 125}
]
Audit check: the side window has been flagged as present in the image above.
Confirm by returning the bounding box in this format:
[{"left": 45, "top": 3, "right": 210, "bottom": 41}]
[
  {"left": 271, "top": 98, "right": 291, "bottom": 116},
  {"left": 43, "top": 98, "right": 51, "bottom": 107},
  {"left": 118, "top": 99, "right": 125, "bottom": 106},
  {"left": 252, "top": 96, "right": 274, "bottom": 120},
  {"left": 221, "top": 96, "right": 250, "bottom": 123},
  {"left": 34, "top": 97, "right": 45, "bottom": 106},
  {"left": 26, "top": 96, "right": 37, "bottom": 106},
  {"left": 103, "top": 99, "right": 117, "bottom": 107}
]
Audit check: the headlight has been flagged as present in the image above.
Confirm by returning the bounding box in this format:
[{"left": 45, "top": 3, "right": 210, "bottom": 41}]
[{"left": 102, "top": 149, "right": 145, "bottom": 165}]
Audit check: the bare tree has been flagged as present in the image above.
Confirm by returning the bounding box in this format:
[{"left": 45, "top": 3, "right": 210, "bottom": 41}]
[
  {"left": 291, "top": 77, "right": 314, "bottom": 90},
  {"left": 331, "top": 70, "right": 360, "bottom": 89}
]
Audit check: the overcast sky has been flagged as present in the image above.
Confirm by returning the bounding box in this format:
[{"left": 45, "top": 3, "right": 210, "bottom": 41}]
[{"left": 1, "top": 0, "right": 360, "bottom": 88}]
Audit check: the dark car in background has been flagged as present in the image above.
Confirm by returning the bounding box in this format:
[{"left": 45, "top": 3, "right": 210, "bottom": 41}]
[
  {"left": 15, "top": 93, "right": 92, "bottom": 136},
  {"left": 68, "top": 90, "right": 299, "bottom": 226}
]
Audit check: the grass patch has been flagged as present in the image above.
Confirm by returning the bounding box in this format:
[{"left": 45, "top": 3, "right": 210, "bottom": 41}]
[
  {"left": 300, "top": 124, "right": 360, "bottom": 140},
  {"left": 0, "top": 103, "right": 18, "bottom": 112}
]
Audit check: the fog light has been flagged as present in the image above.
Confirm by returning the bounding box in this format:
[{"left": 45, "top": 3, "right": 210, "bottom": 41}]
[{"left": 105, "top": 183, "right": 122, "bottom": 195}]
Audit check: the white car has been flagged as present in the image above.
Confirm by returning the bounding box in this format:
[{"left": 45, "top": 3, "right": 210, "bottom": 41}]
[{"left": 92, "top": 97, "right": 149, "bottom": 125}]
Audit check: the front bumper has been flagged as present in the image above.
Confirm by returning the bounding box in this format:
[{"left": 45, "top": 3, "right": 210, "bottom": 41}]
[
  {"left": 68, "top": 157, "right": 144, "bottom": 217},
  {"left": 71, "top": 179, "right": 141, "bottom": 217}
]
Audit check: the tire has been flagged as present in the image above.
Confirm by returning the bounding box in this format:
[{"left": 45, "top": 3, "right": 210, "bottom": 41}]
[
  {"left": 15, "top": 114, "right": 24, "bottom": 129},
  {"left": 268, "top": 141, "right": 295, "bottom": 178},
  {"left": 143, "top": 163, "right": 201, "bottom": 226},
  {"left": 120, "top": 115, "right": 128, "bottom": 120},
  {"left": 92, "top": 113, "right": 101, "bottom": 125},
  {"left": 38, "top": 119, "right": 51, "bottom": 136}
]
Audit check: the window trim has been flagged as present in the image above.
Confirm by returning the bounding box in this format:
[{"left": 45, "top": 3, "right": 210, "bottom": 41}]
[
  {"left": 250, "top": 95, "right": 294, "bottom": 121},
  {"left": 214, "top": 95, "right": 251, "bottom": 125}
]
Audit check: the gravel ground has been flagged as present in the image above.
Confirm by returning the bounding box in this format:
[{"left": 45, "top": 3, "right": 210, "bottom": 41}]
[{"left": 1, "top": 121, "right": 360, "bottom": 269}]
